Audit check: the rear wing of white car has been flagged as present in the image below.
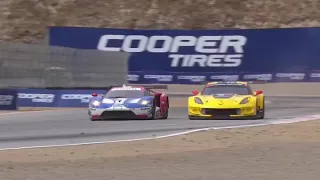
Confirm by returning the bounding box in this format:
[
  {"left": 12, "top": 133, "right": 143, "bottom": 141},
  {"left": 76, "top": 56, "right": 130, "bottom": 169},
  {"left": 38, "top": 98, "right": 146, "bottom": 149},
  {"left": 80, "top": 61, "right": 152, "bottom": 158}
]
[
  {"left": 107, "top": 84, "right": 168, "bottom": 90},
  {"left": 105, "top": 84, "right": 168, "bottom": 94},
  {"left": 140, "top": 85, "right": 168, "bottom": 90}
]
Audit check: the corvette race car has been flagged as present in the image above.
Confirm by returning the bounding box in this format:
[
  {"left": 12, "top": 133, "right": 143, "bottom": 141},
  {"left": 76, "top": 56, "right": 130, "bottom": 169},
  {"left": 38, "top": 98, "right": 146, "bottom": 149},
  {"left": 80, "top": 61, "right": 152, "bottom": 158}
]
[
  {"left": 88, "top": 84, "right": 169, "bottom": 121},
  {"left": 188, "top": 81, "right": 265, "bottom": 120}
]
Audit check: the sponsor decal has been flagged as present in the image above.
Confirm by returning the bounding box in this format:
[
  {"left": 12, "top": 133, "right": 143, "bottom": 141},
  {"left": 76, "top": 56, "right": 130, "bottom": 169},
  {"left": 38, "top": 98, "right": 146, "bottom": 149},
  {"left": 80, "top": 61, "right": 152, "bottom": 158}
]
[
  {"left": 210, "top": 75, "right": 239, "bottom": 81},
  {"left": 310, "top": 73, "right": 320, "bottom": 78},
  {"left": 144, "top": 75, "right": 173, "bottom": 82},
  {"left": 177, "top": 75, "right": 206, "bottom": 82},
  {"left": 61, "top": 94, "right": 92, "bottom": 103},
  {"left": 276, "top": 73, "right": 305, "bottom": 80},
  {"left": 0, "top": 95, "right": 14, "bottom": 105},
  {"left": 243, "top": 74, "right": 272, "bottom": 81},
  {"left": 18, "top": 93, "right": 55, "bottom": 103},
  {"left": 97, "top": 35, "right": 246, "bottom": 67},
  {"left": 127, "top": 74, "right": 140, "bottom": 81}
]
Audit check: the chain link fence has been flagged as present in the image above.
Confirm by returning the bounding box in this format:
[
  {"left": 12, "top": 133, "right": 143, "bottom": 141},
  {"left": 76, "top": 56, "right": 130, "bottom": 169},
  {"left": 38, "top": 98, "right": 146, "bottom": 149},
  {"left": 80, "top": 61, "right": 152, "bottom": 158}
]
[{"left": 0, "top": 42, "right": 130, "bottom": 88}]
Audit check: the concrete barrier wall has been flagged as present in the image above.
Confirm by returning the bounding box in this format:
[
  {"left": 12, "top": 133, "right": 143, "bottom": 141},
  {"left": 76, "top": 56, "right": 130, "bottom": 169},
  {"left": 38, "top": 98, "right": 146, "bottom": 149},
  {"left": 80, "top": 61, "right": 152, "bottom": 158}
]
[
  {"left": 166, "top": 83, "right": 320, "bottom": 97},
  {"left": 0, "top": 42, "right": 130, "bottom": 88},
  {"left": 1, "top": 42, "right": 319, "bottom": 96}
]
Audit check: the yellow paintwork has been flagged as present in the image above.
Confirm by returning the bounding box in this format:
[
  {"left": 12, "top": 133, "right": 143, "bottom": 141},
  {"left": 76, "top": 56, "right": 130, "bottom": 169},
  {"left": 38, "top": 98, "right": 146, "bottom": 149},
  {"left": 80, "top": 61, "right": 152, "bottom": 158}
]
[{"left": 188, "top": 81, "right": 264, "bottom": 118}]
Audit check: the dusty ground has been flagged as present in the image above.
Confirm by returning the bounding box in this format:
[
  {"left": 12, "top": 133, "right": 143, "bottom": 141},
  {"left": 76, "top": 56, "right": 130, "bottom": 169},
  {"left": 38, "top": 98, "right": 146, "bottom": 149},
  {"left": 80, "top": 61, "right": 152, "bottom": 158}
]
[
  {"left": 0, "top": 120, "right": 319, "bottom": 180},
  {"left": 1, "top": 0, "right": 319, "bottom": 43}
]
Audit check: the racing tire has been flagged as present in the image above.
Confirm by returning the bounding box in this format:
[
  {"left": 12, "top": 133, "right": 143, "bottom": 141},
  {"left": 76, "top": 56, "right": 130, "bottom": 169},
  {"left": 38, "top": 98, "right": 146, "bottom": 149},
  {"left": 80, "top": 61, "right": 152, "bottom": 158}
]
[
  {"left": 160, "top": 101, "right": 169, "bottom": 119},
  {"left": 256, "top": 99, "right": 265, "bottom": 119},
  {"left": 147, "top": 100, "right": 156, "bottom": 120}
]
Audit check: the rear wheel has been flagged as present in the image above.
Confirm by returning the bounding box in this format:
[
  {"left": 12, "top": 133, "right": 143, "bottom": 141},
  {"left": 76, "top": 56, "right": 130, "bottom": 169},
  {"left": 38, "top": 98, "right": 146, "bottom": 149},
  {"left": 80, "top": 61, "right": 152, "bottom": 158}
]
[
  {"left": 256, "top": 99, "right": 265, "bottom": 119},
  {"left": 161, "top": 101, "right": 169, "bottom": 119}
]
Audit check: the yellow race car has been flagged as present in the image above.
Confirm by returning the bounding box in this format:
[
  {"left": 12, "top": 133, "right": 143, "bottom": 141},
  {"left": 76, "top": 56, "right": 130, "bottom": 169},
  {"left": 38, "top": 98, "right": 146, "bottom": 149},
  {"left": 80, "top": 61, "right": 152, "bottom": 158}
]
[{"left": 188, "top": 81, "right": 265, "bottom": 120}]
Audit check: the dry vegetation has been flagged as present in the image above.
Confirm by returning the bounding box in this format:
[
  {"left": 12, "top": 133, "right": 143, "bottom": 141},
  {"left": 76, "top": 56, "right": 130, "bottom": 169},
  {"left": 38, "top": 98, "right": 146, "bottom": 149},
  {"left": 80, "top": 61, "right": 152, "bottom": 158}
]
[{"left": 0, "top": 0, "right": 319, "bottom": 43}]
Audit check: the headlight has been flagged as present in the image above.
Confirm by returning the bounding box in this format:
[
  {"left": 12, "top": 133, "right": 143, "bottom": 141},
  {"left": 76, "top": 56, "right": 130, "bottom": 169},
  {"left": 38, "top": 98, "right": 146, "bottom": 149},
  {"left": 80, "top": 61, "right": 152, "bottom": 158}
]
[
  {"left": 141, "top": 100, "right": 150, "bottom": 105},
  {"left": 194, "top": 97, "right": 203, "bottom": 104},
  {"left": 127, "top": 98, "right": 140, "bottom": 103},
  {"left": 239, "top": 97, "right": 250, "bottom": 104},
  {"left": 92, "top": 101, "right": 101, "bottom": 106},
  {"left": 102, "top": 98, "right": 114, "bottom": 104}
]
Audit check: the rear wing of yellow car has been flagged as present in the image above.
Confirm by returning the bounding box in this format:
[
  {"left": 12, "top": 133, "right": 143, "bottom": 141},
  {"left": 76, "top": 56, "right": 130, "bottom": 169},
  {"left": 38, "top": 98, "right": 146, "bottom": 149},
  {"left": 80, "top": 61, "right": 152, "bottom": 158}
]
[{"left": 201, "top": 80, "right": 268, "bottom": 85}]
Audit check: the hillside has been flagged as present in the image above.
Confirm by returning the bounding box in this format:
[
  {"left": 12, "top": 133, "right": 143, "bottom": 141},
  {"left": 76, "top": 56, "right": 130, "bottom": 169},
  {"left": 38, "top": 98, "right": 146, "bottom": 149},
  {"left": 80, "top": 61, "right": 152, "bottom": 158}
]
[{"left": 1, "top": 0, "right": 319, "bottom": 43}]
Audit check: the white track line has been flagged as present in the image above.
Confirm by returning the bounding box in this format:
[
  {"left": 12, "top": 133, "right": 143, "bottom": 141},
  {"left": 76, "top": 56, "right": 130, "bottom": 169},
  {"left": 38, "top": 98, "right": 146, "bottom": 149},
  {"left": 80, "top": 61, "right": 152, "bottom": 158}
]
[
  {"left": 0, "top": 108, "right": 81, "bottom": 116},
  {"left": 0, "top": 114, "right": 319, "bottom": 151},
  {"left": 0, "top": 111, "right": 50, "bottom": 116}
]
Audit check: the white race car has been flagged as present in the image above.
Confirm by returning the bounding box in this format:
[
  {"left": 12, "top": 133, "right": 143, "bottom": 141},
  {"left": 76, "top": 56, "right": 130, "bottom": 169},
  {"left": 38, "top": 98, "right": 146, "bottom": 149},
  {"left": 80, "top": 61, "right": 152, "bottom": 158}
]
[{"left": 88, "top": 85, "right": 169, "bottom": 120}]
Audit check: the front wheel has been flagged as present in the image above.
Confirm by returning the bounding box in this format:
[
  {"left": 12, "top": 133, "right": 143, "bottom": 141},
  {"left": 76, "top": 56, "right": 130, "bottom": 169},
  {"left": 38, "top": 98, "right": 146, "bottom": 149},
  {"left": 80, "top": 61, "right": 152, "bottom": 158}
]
[
  {"left": 257, "top": 109, "right": 265, "bottom": 119},
  {"left": 147, "top": 101, "right": 156, "bottom": 120}
]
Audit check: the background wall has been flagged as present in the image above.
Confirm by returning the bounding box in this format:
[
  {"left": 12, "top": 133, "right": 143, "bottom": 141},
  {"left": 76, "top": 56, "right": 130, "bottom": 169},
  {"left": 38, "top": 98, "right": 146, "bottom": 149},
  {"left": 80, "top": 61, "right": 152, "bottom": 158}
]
[{"left": 0, "top": 42, "right": 129, "bottom": 88}]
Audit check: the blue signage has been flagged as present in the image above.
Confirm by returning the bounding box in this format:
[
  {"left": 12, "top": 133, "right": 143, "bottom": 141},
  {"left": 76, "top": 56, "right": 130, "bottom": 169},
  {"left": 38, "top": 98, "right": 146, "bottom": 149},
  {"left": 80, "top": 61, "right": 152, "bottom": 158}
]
[
  {"left": 17, "top": 89, "right": 57, "bottom": 107},
  {"left": 0, "top": 89, "right": 18, "bottom": 110},
  {"left": 17, "top": 89, "right": 108, "bottom": 108},
  {"left": 56, "top": 89, "right": 107, "bottom": 107},
  {"left": 49, "top": 26, "right": 320, "bottom": 84}
]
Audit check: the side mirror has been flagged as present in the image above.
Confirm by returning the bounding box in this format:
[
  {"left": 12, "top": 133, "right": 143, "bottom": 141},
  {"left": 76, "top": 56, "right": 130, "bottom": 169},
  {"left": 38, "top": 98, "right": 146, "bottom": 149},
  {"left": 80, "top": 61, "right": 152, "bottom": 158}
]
[
  {"left": 92, "top": 93, "right": 98, "bottom": 97},
  {"left": 192, "top": 90, "right": 199, "bottom": 95},
  {"left": 254, "top": 90, "right": 263, "bottom": 96}
]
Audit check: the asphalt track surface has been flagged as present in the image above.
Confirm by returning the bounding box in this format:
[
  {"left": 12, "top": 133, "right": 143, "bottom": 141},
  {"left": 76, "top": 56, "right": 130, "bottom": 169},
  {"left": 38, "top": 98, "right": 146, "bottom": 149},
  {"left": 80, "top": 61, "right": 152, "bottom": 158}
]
[{"left": 0, "top": 97, "right": 319, "bottom": 149}]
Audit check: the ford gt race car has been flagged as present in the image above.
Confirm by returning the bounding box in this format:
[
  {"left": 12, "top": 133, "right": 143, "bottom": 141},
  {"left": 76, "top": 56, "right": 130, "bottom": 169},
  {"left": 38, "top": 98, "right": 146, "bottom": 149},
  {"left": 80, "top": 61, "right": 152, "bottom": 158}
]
[
  {"left": 188, "top": 81, "right": 265, "bottom": 120},
  {"left": 88, "top": 85, "right": 169, "bottom": 121}
]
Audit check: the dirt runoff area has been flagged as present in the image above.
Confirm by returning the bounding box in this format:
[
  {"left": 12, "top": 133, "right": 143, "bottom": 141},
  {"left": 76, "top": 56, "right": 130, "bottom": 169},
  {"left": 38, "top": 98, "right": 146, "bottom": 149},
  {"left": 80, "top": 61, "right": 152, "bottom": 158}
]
[{"left": 0, "top": 120, "right": 319, "bottom": 180}]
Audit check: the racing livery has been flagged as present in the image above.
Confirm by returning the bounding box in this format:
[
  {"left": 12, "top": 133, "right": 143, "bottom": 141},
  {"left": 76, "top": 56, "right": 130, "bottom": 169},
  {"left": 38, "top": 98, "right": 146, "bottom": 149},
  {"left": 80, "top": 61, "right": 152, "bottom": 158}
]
[
  {"left": 188, "top": 81, "right": 265, "bottom": 120},
  {"left": 88, "top": 85, "right": 169, "bottom": 120}
]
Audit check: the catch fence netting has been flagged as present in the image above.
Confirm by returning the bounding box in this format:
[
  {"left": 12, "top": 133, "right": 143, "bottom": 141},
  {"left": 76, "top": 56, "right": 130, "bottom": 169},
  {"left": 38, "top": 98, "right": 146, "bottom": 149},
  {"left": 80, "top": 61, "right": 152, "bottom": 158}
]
[{"left": 0, "top": 42, "right": 130, "bottom": 88}]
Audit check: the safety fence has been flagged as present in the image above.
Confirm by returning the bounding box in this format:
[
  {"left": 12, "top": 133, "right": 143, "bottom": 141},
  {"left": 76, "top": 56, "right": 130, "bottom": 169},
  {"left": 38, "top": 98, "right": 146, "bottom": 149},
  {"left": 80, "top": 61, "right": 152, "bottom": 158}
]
[{"left": 0, "top": 42, "right": 130, "bottom": 88}]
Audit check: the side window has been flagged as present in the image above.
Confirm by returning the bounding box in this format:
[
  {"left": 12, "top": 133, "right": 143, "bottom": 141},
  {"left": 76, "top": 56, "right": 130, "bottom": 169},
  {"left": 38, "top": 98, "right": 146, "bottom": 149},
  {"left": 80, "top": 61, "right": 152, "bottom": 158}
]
[
  {"left": 201, "top": 87, "right": 208, "bottom": 95},
  {"left": 144, "top": 90, "right": 151, "bottom": 96},
  {"left": 247, "top": 86, "right": 253, "bottom": 94}
]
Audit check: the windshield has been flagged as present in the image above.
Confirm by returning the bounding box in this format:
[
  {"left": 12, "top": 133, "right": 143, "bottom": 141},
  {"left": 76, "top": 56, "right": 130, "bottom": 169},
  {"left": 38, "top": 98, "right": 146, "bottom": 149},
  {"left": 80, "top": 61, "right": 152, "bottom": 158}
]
[
  {"left": 201, "top": 85, "right": 252, "bottom": 95},
  {"left": 105, "top": 89, "right": 144, "bottom": 98}
]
